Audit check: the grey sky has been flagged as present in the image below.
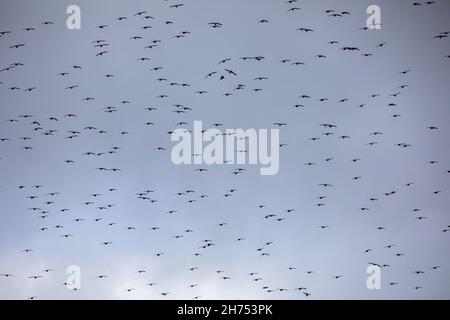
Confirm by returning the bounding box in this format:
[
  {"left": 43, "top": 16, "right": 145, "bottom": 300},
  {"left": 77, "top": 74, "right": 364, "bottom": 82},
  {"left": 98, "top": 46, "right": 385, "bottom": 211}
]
[{"left": 0, "top": 0, "right": 449, "bottom": 299}]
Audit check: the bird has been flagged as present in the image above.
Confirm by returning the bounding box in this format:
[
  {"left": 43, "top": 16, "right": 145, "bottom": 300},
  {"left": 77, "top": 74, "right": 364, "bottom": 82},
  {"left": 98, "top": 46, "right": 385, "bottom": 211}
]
[{"left": 0, "top": 274, "right": 14, "bottom": 278}]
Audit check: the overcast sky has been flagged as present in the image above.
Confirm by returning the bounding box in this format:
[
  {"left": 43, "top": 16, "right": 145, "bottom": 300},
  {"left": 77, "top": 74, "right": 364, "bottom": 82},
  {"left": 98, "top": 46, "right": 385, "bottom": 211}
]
[{"left": 0, "top": 0, "right": 449, "bottom": 299}]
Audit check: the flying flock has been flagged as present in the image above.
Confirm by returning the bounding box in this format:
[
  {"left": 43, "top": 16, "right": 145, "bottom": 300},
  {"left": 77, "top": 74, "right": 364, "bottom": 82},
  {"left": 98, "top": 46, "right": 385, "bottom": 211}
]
[{"left": 0, "top": 0, "right": 449, "bottom": 299}]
